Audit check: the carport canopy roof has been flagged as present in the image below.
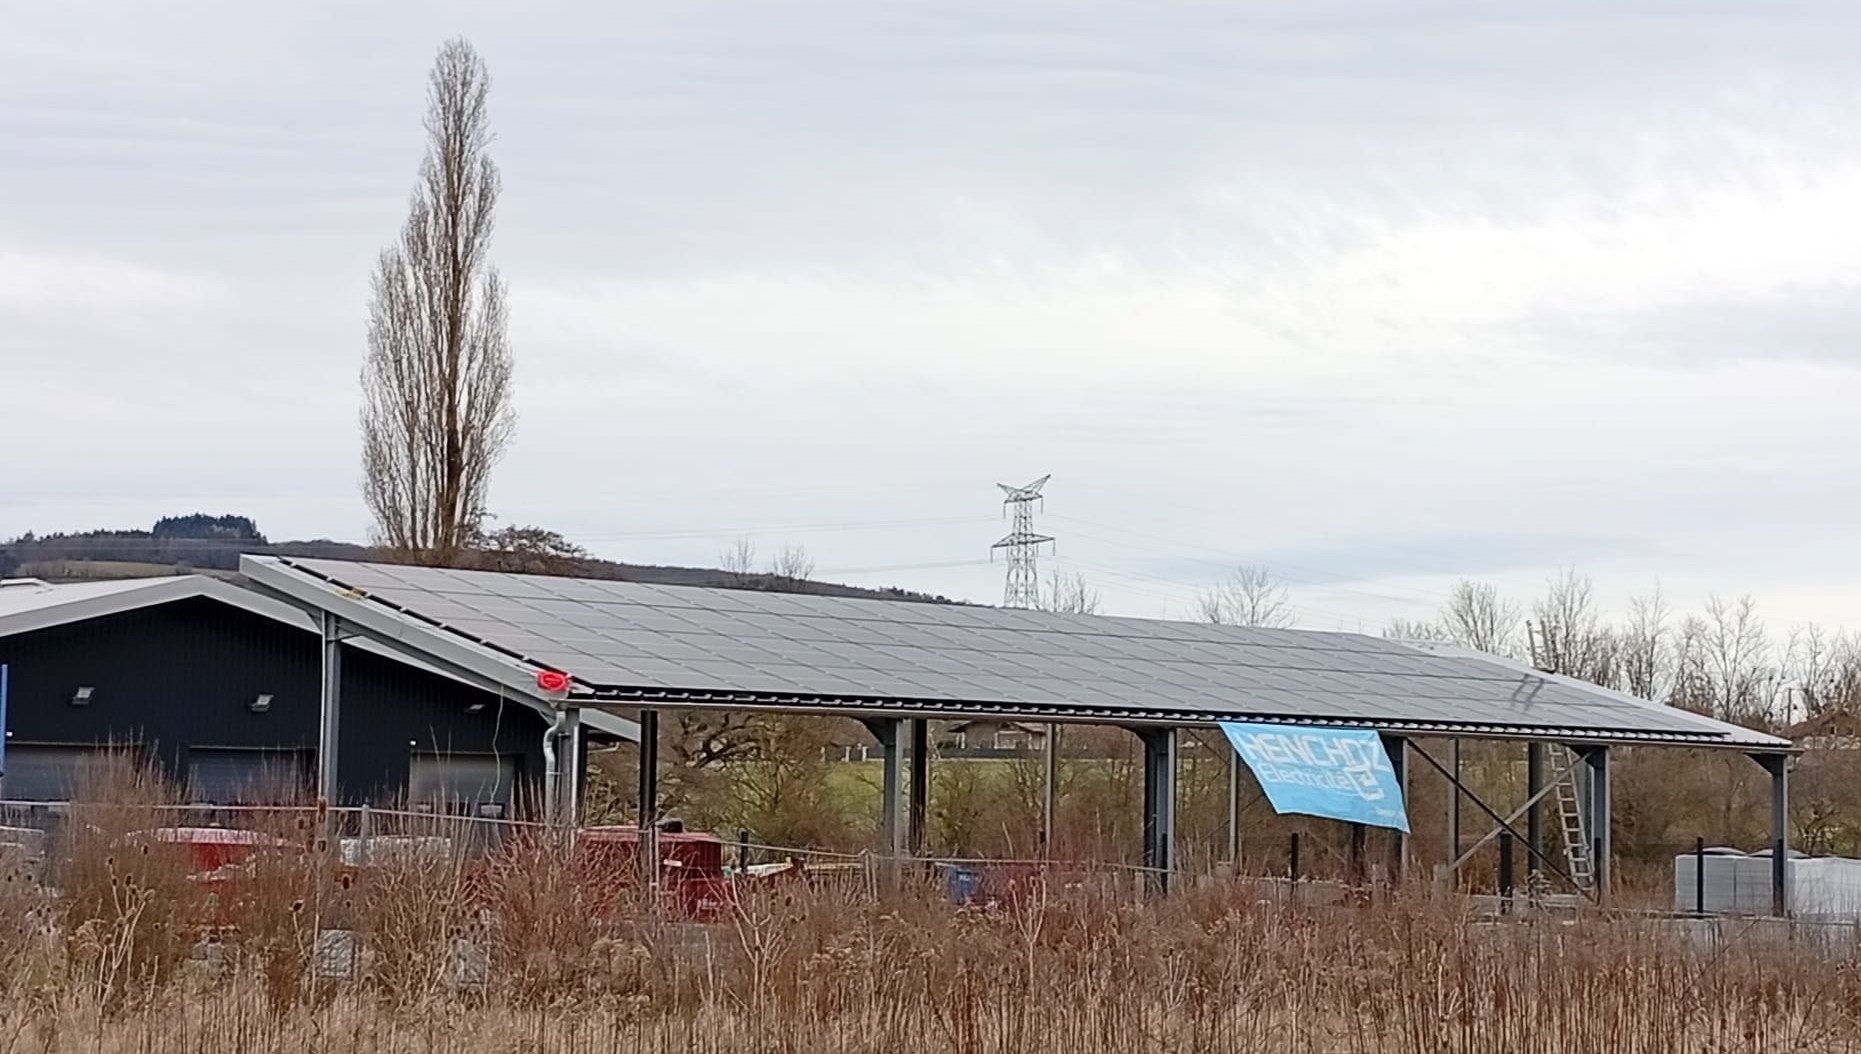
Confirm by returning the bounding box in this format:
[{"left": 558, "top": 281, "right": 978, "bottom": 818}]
[{"left": 240, "top": 556, "right": 1791, "bottom": 752}]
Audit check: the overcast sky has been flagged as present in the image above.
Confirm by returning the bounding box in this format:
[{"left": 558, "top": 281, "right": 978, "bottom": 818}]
[{"left": 6, "top": 1, "right": 1861, "bottom": 632}]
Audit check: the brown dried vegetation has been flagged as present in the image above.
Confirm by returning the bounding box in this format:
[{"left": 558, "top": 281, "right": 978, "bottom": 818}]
[
  {"left": 3, "top": 875, "right": 1859, "bottom": 1052},
  {"left": 1, "top": 755, "right": 1855, "bottom": 1052}
]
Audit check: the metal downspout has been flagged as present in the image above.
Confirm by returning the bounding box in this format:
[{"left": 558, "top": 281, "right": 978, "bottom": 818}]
[{"left": 543, "top": 708, "right": 570, "bottom": 829}]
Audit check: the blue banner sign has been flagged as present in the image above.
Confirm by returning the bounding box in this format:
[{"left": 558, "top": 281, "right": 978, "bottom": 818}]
[{"left": 1219, "top": 721, "right": 1409, "bottom": 832}]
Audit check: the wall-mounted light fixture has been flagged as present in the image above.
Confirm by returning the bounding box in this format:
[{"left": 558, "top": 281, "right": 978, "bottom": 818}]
[
  {"left": 70, "top": 686, "right": 94, "bottom": 707},
  {"left": 464, "top": 700, "right": 487, "bottom": 714},
  {"left": 249, "top": 694, "right": 273, "bottom": 713}
]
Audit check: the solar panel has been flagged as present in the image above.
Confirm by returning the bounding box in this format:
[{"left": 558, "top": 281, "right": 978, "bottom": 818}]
[{"left": 249, "top": 557, "right": 1787, "bottom": 747}]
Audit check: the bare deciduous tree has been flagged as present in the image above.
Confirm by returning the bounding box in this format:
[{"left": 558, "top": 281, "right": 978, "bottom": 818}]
[
  {"left": 768, "top": 544, "right": 815, "bottom": 584},
  {"left": 719, "top": 539, "right": 815, "bottom": 588},
  {"left": 1383, "top": 617, "right": 1452, "bottom": 643},
  {"left": 586, "top": 708, "right": 767, "bottom": 821},
  {"left": 1698, "top": 594, "right": 1778, "bottom": 725},
  {"left": 1529, "top": 569, "right": 1602, "bottom": 675},
  {"left": 1778, "top": 624, "right": 1861, "bottom": 724},
  {"left": 1818, "top": 638, "right": 1861, "bottom": 720},
  {"left": 1039, "top": 570, "right": 1101, "bottom": 615},
  {"left": 362, "top": 38, "right": 514, "bottom": 565},
  {"left": 720, "top": 538, "right": 758, "bottom": 586},
  {"left": 1619, "top": 587, "right": 1671, "bottom": 701},
  {"left": 1670, "top": 614, "right": 1715, "bottom": 715},
  {"left": 468, "top": 524, "right": 588, "bottom": 575},
  {"left": 1785, "top": 624, "right": 1834, "bottom": 722},
  {"left": 1198, "top": 566, "right": 1293, "bottom": 628},
  {"left": 1441, "top": 579, "right": 1520, "bottom": 655}
]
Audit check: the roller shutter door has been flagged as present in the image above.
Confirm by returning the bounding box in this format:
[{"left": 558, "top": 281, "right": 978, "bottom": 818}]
[
  {"left": 186, "top": 748, "right": 308, "bottom": 805},
  {"left": 0, "top": 746, "right": 94, "bottom": 801},
  {"left": 407, "top": 753, "right": 515, "bottom": 816}
]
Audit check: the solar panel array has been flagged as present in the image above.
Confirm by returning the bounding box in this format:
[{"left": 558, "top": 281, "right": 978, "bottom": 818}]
[{"left": 274, "top": 557, "right": 1766, "bottom": 744}]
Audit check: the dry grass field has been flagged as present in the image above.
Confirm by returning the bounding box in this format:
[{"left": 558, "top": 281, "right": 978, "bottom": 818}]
[
  {"left": 3, "top": 839, "right": 1858, "bottom": 1051},
  {"left": 2, "top": 767, "right": 1855, "bottom": 1053}
]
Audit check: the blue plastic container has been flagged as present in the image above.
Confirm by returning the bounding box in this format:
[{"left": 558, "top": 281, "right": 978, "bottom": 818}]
[{"left": 947, "top": 867, "right": 981, "bottom": 904}]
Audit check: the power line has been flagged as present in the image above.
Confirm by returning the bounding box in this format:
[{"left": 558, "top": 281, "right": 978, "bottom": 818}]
[
  {"left": 568, "top": 514, "right": 994, "bottom": 542},
  {"left": 1044, "top": 515, "right": 1861, "bottom": 633},
  {"left": 814, "top": 559, "right": 990, "bottom": 577},
  {"left": 3, "top": 515, "right": 995, "bottom": 550},
  {"left": 1051, "top": 555, "right": 1375, "bottom": 631},
  {"left": 1046, "top": 513, "right": 1455, "bottom": 608}
]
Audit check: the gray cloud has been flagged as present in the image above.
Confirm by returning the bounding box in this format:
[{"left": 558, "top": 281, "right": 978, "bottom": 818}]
[
  {"left": 1525, "top": 287, "right": 1861, "bottom": 365},
  {"left": 8, "top": 1, "right": 1861, "bottom": 629}
]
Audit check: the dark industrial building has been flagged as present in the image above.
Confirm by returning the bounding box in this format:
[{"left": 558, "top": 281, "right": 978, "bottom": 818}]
[{"left": 0, "top": 576, "right": 634, "bottom": 812}]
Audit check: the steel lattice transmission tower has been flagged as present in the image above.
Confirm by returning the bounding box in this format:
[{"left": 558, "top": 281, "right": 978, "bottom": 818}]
[{"left": 991, "top": 475, "right": 1055, "bottom": 609}]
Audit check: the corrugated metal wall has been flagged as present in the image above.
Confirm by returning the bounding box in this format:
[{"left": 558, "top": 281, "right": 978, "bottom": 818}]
[{"left": 0, "top": 597, "right": 549, "bottom": 808}]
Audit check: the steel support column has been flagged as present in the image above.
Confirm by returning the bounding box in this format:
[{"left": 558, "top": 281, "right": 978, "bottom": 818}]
[
  {"left": 637, "top": 709, "right": 660, "bottom": 886},
  {"left": 1226, "top": 747, "right": 1243, "bottom": 871},
  {"left": 1137, "top": 726, "right": 1178, "bottom": 895},
  {"left": 1583, "top": 745, "right": 1611, "bottom": 907},
  {"left": 907, "top": 718, "right": 929, "bottom": 857},
  {"left": 1348, "top": 823, "right": 1368, "bottom": 887},
  {"left": 1043, "top": 722, "right": 1060, "bottom": 857},
  {"left": 317, "top": 612, "right": 342, "bottom": 805},
  {"left": 561, "top": 707, "right": 583, "bottom": 834},
  {"left": 1526, "top": 742, "right": 1545, "bottom": 883},
  {"left": 1380, "top": 733, "right": 1408, "bottom": 884},
  {"left": 1445, "top": 739, "right": 1462, "bottom": 888},
  {"left": 1754, "top": 753, "right": 1790, "bottom": 917},
  {"left": 864, "top": 718, "right": 904, "bottom": 859}
]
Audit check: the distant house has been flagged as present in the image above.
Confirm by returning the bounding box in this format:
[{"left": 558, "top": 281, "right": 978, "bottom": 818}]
[
  {"left": 1787, "top": 710, "right": 1861, "bottom": 752},
  {"left": 0, "top": 576, "right": 634, "bottom": 812},
  {"left": 938, "top": 720, "right": 1049, "bottom": 755}
]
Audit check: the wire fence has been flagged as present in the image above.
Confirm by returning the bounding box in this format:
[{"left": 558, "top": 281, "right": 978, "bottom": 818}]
[
  {"left": 0, "top": 800, "right": 546, "bottom": 867},
  {"left": 1, "top": 799, "right": 1845, "bottom": 927}
]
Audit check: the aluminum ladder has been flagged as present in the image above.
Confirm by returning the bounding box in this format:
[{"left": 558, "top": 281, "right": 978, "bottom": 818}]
[{"left": 1547, "top": 746, "right": 1594, "bottom": 892}]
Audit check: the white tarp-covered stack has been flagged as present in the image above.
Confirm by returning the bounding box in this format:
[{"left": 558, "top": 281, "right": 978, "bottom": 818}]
[
  {"left": 1788, "top": 857, "right": 1861, "bottom": 916},
  {"left": 1675, "top": 851, "right": 1861, "bottom": 917}
]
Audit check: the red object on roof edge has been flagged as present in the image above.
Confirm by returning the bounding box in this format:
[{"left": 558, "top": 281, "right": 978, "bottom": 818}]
[{"left": 536, "top": 669, "right": 571, "bottom": 693}]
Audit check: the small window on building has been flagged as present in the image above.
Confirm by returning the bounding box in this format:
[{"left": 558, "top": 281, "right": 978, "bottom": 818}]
[
  {"left": 186, "top": 748, "right": 309, "bottom": 805},
  {"left": 407, "top": 753, "right": 515, "bottom": 816}
]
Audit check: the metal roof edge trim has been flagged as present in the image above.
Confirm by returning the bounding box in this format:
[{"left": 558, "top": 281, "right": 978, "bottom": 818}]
[
  {"left": 0, "top": 576, "right": 236, "bottom": 639},
  {"left": 575, "top": 687, "right": 1796, "bottom": 752}
]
